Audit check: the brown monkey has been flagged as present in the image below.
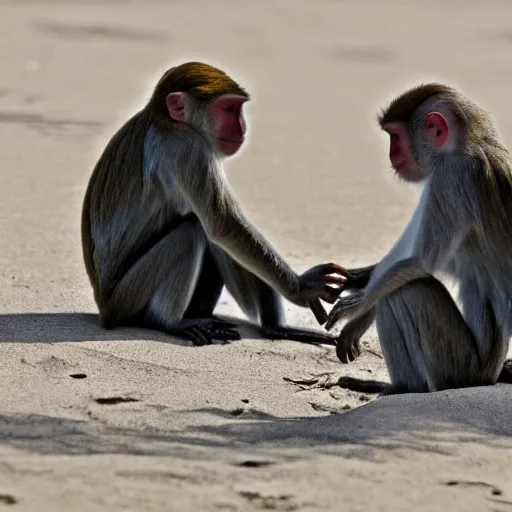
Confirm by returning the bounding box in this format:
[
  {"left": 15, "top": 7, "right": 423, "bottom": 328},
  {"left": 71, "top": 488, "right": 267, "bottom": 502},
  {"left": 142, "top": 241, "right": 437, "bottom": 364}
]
[
  {"left": 82, "top": 61, "right": 347, "bottom": 346},
  {"left": 326, "top": 83, "right": 512, "bottom": 393}
]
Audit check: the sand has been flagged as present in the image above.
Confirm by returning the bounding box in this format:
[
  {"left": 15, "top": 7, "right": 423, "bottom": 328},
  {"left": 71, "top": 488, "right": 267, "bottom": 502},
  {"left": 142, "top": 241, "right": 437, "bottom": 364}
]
[{"left": 1, "top": 0, "right": 512, "bottom": 510}]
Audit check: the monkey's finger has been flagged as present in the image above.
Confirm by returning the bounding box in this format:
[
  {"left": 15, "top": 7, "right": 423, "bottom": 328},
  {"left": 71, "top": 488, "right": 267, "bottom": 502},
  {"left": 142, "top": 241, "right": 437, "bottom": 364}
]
[
  {"left": 201, "top": 321, "right": 241, "bottom": 341},
  {"left": 325, "top": 311, "right": 341, "bottom": 331},
  {"left": 322, "top": 286, "right": 343, "bottom": 303},
  {"left": 321, "top": 263, "right": 348, "bottom": 276},
  {"left": 309, "top": 299, "right": 328, "bottom": 325},
  {"left": 214, "top": 328, "right": 241, "bottom": 341},
  {"left": 187, "top": 326, "right": 211, "bottom": 346},
  {"left": 347, "top": 343, "right": 358, "bottom": 362},
  {"left": 188, "top": 334, "right": 208, "bottom": 346},
  {"left": 336, "top": 342, "right": 349, "bottom": 364},
  {"left": 324, "top": 275, "right": 347, "bottom": 285}
]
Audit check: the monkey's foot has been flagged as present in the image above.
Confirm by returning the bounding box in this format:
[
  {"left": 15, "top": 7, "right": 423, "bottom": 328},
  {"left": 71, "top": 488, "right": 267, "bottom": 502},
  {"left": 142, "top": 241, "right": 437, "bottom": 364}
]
[
  {"left": 498, "top": 359, "right": 512, "bottom": 384},
  {"left": 261, "top": 326, "right": 337, "bottom": 346},
  {"left": 337, "top": 376, "right": 390, "bottom": 394},
  {"left": 174, "top": 320, "right": 241, "bottom": 346}
]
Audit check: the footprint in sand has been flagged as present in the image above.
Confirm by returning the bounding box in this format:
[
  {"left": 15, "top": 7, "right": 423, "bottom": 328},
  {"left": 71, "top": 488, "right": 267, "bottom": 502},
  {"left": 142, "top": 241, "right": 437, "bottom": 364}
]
[
  {"left": 445, "top": 480, "right": 512, "bottom": 507},
  {"left": 35, "top": 356, "right": 88, "bottom": 381},
  {"left": 234, "top": 460, "right": 276, "bottom": 468},
  {"left": 94, "top": 397, "right": 140, "bottom": 405},
  {"left": 238, "top": 491, "right": 298, "bottom": 511},
  {"left": 0, "top": 493, "right": 17, "bottom": 505},
  {"left": 445, "top": 479, "right": 503, "bottom": 495}
]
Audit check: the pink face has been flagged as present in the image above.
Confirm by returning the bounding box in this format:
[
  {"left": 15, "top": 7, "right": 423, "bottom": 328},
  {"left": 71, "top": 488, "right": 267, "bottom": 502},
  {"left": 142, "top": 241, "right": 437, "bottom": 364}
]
[
  {"left": 383, "top": 123, "right": 422, "bottom": 181},
  {"left": 383, "top": 112, "right": 449, "bottom": 182},
  {"left": 210, "top": 95, "right": 248, "bottom": 156}
]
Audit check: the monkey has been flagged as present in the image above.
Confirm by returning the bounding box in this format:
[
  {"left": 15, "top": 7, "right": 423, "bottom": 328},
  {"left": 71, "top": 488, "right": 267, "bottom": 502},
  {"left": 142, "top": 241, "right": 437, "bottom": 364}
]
[
  {"left": 81, "top": 61, "right": 348, "bottom": 347},
  {"left": 325, "top": 83, "right": 512, "bottom": 394}
]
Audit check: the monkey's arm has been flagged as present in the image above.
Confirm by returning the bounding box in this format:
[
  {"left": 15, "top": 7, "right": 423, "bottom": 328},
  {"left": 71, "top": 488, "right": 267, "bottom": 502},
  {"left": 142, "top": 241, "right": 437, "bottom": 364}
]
[
  {"left": 172, "top": 134, "right": 343, "bottom": 306},
  {"left": 327, "top": 171, "right": 482, "bottom": 329},
  {"left": 325, "top": 258, "right": 428, "bottom": 329},
  {"left": 325, "top": 184, "right": 430, "bottom": 330}
]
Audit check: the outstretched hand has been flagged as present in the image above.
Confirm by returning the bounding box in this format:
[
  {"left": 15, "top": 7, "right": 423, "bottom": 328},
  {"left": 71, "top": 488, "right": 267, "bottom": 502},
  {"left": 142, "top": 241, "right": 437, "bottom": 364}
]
[
  {"left": 325, "top": 290, "right": 365, "bottom": 330},
  {"left": 293, "top": 263, "right": 347, "bottom": 325},
  {"left": 297, "top": 263, "right": 347, "bottom": 304}
]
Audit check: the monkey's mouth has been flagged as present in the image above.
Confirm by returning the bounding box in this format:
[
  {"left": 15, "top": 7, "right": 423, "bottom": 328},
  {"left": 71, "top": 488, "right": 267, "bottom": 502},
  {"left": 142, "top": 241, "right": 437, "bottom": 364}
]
[{"left": 217, "top": 137, "right": 244, "bottom": 145}]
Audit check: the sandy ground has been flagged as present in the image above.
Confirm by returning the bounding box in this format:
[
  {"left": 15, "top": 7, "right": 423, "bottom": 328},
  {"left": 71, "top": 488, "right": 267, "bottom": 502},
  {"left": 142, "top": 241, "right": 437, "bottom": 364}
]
[{"left": 1, "top": 0, "right": 512, "bottom": 510}]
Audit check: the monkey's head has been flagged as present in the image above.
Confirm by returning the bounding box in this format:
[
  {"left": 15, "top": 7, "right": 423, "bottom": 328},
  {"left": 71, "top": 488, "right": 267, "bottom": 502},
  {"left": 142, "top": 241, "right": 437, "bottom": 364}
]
[
  {"left": 377, "top": 83, "right": 496, "bottom": 182},
  {"left": 150, "top": 62, "right": 250, "bottom": 158}
]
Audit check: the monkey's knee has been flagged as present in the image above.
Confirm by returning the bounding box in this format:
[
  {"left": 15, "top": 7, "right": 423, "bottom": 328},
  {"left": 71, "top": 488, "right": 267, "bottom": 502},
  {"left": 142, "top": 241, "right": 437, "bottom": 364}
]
[{"left": 388, "top": 276, "right": 446, "bottom": 306}]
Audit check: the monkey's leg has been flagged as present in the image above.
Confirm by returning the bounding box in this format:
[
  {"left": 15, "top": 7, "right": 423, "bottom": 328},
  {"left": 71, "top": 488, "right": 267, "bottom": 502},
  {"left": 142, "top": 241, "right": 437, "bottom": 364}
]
[
  {"left": 103, "top": 220, "right": 239, "bottom": 345},
  {"left": 377, "top": 277, "right": 496, "bottom": 394},
  {"left": 256, "top": 282, "right": 338, "bottom": 346},
  {"left": 183, "top": 246, "right": 225, "bottom": 319},
  {"left": 208, "top": 245, "right": 337, "bottom": 346},
  {"left": 374, "top": 288, "right": 431, "bottom": 394},
  {"left": 457, "top": 275, "right": 508, "bottom": 385}
]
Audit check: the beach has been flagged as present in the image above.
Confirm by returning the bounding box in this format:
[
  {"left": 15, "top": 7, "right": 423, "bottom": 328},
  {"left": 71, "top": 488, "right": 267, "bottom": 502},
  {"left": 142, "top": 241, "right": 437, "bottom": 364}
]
[{"left": 1, "top": 1, "right": 512, "bottom": 510}]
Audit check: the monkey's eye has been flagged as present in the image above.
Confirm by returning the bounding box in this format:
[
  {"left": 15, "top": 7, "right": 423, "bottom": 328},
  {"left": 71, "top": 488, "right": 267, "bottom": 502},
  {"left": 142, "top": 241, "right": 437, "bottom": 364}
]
[{"left": 224, "top": 105, "right": 236, "bottom": 114}]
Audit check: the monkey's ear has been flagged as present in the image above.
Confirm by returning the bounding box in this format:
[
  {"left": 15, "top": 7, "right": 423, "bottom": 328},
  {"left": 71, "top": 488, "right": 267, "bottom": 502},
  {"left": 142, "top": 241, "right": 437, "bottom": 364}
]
[
  {"left": 424, "top": 112, "right": 449, "bottom": 149},
  {"left": 166, "top": 92, "right": 186, "bottom": 121}
]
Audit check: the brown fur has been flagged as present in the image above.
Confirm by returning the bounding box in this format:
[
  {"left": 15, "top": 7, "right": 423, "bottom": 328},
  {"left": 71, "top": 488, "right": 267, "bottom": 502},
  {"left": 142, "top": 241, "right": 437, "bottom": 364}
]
[{"left": 82, "top": 61, "right": 345, "bottom": 346}]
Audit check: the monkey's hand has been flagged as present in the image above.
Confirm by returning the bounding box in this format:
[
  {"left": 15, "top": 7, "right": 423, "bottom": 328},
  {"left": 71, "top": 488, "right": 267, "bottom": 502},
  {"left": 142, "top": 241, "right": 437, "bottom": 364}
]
[
  {"left": 325, "top": 290, "right": 364, "bottom": 331},
  {"left": 293, "top": 263, "right": 347, "bottom": 308},
  {"left": 344, "top": 265, "right": 376, "bottom": 290},
  {"left": 335, "top": 326, "right": 361, "bottom": 364}
]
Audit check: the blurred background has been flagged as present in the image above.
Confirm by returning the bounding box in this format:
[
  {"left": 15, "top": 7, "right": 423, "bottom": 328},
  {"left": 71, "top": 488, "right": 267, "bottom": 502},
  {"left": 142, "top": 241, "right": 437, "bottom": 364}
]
[{"left": 1, "top": 0, "right": 512, "bottom": 316}]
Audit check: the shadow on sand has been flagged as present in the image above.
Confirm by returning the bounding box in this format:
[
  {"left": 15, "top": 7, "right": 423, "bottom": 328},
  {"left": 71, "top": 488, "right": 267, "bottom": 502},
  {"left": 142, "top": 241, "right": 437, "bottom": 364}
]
[
  {"left": 0, "top": 311, "right": 335, "bottom": 346},
  {"left": 2, "top": 314, "right": 511, "bottom": 464},
  {"left": 0, "top": 312, "right": 171, "bottom": 344},
  {"left": 0, "top": 384, "right": 511, "bottom": 462}
]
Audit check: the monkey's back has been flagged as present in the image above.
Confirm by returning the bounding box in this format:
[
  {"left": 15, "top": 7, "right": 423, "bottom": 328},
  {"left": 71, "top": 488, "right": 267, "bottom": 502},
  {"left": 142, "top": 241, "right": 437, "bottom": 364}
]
[{"left": 81, "top": 111, "right": 151, "bottom": 306}]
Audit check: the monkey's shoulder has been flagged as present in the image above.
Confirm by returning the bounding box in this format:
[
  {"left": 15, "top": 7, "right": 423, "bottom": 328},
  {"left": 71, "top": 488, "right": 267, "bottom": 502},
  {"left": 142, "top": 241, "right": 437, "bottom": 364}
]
[{"left": 142, "top": 122, "right": 210, "bottom": 189}]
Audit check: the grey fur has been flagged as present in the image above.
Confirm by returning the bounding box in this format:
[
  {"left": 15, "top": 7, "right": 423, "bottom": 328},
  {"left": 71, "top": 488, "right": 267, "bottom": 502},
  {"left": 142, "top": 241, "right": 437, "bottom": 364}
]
[{"left": 328, "top": 87, "right": 512, "bottom": 393}]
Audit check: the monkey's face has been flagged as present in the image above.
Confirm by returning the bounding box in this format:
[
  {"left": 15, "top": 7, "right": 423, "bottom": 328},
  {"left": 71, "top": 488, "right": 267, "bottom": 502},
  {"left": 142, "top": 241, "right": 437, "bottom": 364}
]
[
  {"left": 166, "top": 91, "right": 248, "bottom": 158},
  {"left": 383, "top": 111, "right": 452, "bottom": 182},
  {"left": 383, "top": 122, "right": 423, "bottom": 182},
  {"left": 209, "top": 94, "right": 248, "bottom": 157}
]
